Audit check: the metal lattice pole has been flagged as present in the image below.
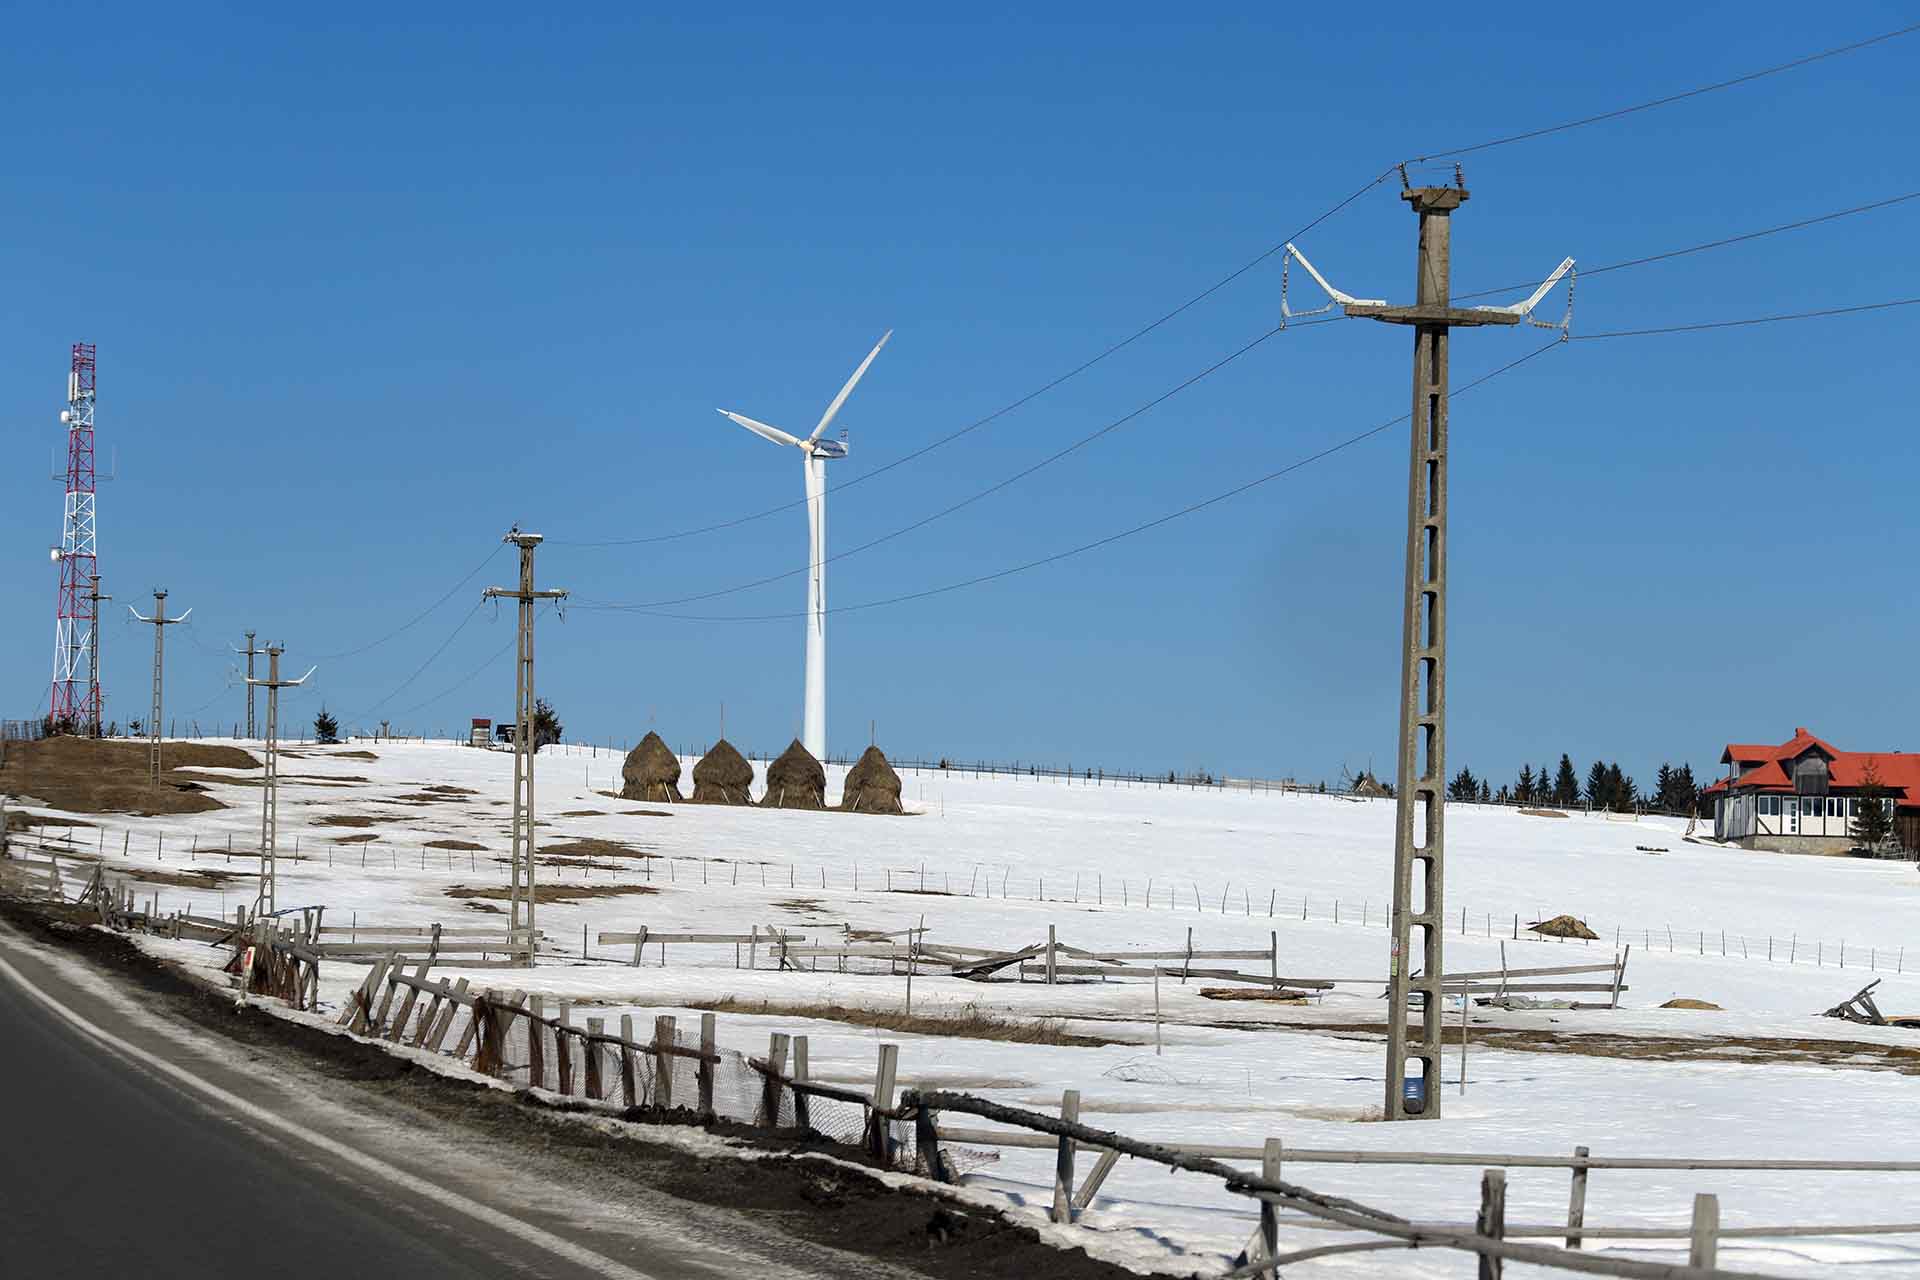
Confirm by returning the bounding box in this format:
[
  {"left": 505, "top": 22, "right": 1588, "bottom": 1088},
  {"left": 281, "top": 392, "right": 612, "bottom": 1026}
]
[
  {"left": 129, "top": 590, "right": 191, "bottom": 787},
  {"left": 234, "top": 631, "right": 262, "bottom": 738},
  {"left": 249, "top": 645, "right": 312, "bottom": 917},
  {"left": 483, "top": 530, "right": 567, "bottom": 967},
  {"left": 1347, "top": 182, "right": 1519, "bottom": 1120}
]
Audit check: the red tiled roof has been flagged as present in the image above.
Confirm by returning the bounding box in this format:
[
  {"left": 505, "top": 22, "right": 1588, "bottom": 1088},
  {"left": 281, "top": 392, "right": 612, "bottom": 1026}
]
[{"left": 1717, "top": 728, "right": 1920, "bottom": 809}]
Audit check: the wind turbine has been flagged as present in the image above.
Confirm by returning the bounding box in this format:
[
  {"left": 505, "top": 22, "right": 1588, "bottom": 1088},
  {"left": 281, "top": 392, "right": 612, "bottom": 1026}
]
[{"left": 719, "top": 330, "right": 891, "bottom": 761}]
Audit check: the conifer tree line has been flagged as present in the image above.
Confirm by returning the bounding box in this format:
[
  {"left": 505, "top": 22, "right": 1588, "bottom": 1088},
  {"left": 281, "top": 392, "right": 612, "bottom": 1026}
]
[{"left": 1445, "top": 754, "right": 1700, "bottom": 813}]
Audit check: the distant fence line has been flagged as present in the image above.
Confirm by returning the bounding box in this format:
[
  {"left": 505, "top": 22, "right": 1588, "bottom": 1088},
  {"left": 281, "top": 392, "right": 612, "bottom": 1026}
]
[{"left": 7, "top": 816, "right": 1912, "bottom": 982}]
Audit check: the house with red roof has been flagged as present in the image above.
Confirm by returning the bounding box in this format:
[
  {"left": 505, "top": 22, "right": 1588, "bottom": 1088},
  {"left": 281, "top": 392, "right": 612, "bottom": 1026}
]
[{"left": 1703, "top": 727, "right": 1920, "bottom": 855}]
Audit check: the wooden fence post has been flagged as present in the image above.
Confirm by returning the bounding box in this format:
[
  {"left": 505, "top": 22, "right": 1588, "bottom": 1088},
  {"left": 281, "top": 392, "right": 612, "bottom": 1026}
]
[
  {"left": 1477, "top": 1168, "right": 1506, "bottom": 1280},
  {"left": 1565, "top": 1145, "right": 1590, "bottom": 1249},
  {"left": 620, "top": 1014, "right": 638, "bottom": 1107},
  {"left": 630, "top": 924, "right": 648, "bottom": 968},
  {"left": 915, "top": 1097, "right": 948, "bottom": 1182},
  {"left": 1046, "top": 924, "right": 1057, "bottom": 985},
  {"left": 527, "top": 995, "right": 547, "bottom": 1089},
  {"left": 556, "top": 1022, "right": 574, "bottom": 1096},
  {"left": 1689, "top": 1193, "right": 1719, "bottom": 1269},
  {"left": 1052, "top": 1089, "right": 1080, "bottom": 1223},
  {"left": 697, "top": 1012, "right": 716, "bottom": 1120},
  {"left": 653, "top": 1015, "right": 675, "bottom": 1109},
  {"left": 762, "top": 1032, "right": 790, "bottom": 1128},
  {"left": 867, "top": 1043, "right": 899, "bottom": 1162},
  {"left": 792, "top": 1034, "right": 811, "bottom": 1131},
  {"left": 1259, "top": 1138, "right": 1281, "bottom": 1275},
  {"left": 584, "top": 1017, "right": 605, "bottom": 1100}
]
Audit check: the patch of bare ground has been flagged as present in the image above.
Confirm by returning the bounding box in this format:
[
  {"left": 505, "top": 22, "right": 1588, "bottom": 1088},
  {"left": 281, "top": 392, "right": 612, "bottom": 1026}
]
[
  {"left": 540, "top": 838, "right": 654, "bottom": 860},
  {"left": 688, "top": 999, "right": 1116, "bottom": 1047},
  {"left": 330, "top": 833, "right": 380, "bottom": 844},
  {"left": 313, "top": 814, "right": 380, "bottom": 829},
  {"left": 555, "top": 810, "right": 605, "bottom": 818},
  {"left": 1237, "top": 1016, "right": 1920, "bottom": 1075},
  {"left": 1198, "top": 989, "right": 1310, "bottom": 1004},
  {"left": 463, "top": 900, "right": 504, "bottom": 914},
  {"left": 591, "top": 793, "right": 674, "bottom": 817},
  {"left": 0, "top": 737, "right": 256, "bottom": 816},
  {"left": 424, "top": 838, "right": 486, "bottom": 851},
  {"left": 123, "top": 867, "right": 245, "bottom": 889},
  {"left": 329, "top": 750, "right": 379, "bottom": 760},
  {"left": 537, "top": 857, "right": 628, "bottom": 873},
  {"left": 445, "top": 883, "right": 660, "bottom": 905},
  {"left": 772, "top": 897, "right": 828, "bottom": 914}
]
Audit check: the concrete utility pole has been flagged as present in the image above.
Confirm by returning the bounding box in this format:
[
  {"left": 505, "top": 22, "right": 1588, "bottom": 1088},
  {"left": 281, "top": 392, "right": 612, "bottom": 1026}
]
[
  {"left": 234, "top": 631, "right": 263, "bottom": 738},
  {"left": 1347, "top": 179, "right": 1518, "bottom": 1120},
  {"left": 483, "top": 530, "right": 567, "bottom": 967},
  {"left": 128, "top": 590, "right": 191, "bottom": 787},
  {"left": 249, "top": 644, "right": 313, "bottom": 916},
  {"left": 86, "top": 575, "right": 110, "bottom": 736}
]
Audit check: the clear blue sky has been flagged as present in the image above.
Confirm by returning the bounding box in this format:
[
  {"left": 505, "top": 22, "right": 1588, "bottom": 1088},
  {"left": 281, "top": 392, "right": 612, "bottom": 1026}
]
[{"left": 4, "top": 6, "right": 1916, "bottom": 788}]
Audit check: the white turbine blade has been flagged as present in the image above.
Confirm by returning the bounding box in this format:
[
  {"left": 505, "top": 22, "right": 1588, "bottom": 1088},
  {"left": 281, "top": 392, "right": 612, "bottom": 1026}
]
[
  {"left": 717, "top": 409, "right": 804, "bottom": 448},
  {"left": 808, "top": 330, "right": 891, "bottom": 443}
]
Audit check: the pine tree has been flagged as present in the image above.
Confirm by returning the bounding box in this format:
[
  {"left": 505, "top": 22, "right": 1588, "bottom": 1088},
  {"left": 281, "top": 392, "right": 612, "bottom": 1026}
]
[
  {"left": 1447, "top": 765, "right": 1480, "bottom": 802},
  {"left": 314, "top": 707, "right": 339, "bottom": 745},
  {"left": 1654, "top": 763, "right": 1676, "bottom": 811},
  {"left": 1516, "top": 764, "right": 1536, "bottom": 804},
  {"left": 1607, "top": 762, "right": 1637, "bottom": 811},
  {"left": 531, "top": 698, "right": 563, "bottom": 752},
  {"left": 1674, "top": 763, "right": 1699, "bottom": 814},
  {"left": 1851, "top": 757, "right": 1894, "bottom": 847},
  {"left": 1584, "top": 760, "right": 1610, "bottom": 809},
  {"left": 1479, "top": 778, "right": 1492, "bottom": 804},
  {"left": 1554, "top": 755, "right": 1580, "bottom": 806}
]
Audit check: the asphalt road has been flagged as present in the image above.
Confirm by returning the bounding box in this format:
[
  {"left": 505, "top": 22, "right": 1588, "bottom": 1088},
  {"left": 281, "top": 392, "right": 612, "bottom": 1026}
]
[{"left": 0, "top": 922, "right": 904, "bottom": 1280}]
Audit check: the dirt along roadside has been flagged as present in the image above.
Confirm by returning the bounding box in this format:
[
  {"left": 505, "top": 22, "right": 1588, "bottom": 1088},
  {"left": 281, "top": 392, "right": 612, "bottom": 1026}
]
[{"left": 0, "top": 895, "right": 1154, "bottom": 1280}]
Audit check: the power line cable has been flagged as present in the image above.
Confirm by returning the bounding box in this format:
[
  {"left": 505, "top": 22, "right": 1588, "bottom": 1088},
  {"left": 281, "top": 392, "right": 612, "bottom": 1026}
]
[
  {"left": 1407, "top": 21, "right": 1920, "bottom": 162},
  {"left": 310, "top": 542, "right": 507, "bottom": 662},
  {"left": 578, "top": 196, "right": 1915, "bottom": 613},
  {"left": 555, "top": 21, "right": 1920, "bottom": 551},
  {"left": 1455, "top": 190, "right": 1920, "bottom": 302},
  {"left": 577, "top": 319, "right": 1332, "bottom": 610},
  {"left": 1572, "top": 295, "right": 1920, "bottom": 340},
  {"left": 576, "top": 283, "right": 1920, "bottom": 625},
  {"left": 576, "top": 339, "right": 1566, "bottom": 624},
  {"left": 340, "top": 597, "right": 489, "bottom": 725}
]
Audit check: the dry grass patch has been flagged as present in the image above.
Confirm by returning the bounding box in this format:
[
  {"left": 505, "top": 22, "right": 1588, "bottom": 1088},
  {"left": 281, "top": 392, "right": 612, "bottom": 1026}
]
[
  {"left": 555, "top": 810, "right": 606, "bottom": 818},
  {"left": 444, "top": 882, "right": 660, "bottom": 905},
  {"left": 424, "top": 838, "right": 486, "bottom": 851},
  {"left": 125, "top": 867, "right": 246, "bottom": 889},
  {"left": 330, "top": 750, "right": 379, "bottom": 760},
  {"left": 4, "top": 812, "right": 94, "bottom": 832},
  {"left": 0, "top": 737, "right": 256, "bottom": 816},
  {"left": 314, "top": 814, "right": 380, "bottom": 829},
  {"left": 540, "top": 838, "right": 653, "bottom": 860},
  {"left": 330, "top": 833, "right": 380, "bottom": 844},
  {"left": 688, "top": 999, "right": 1116, "bottom": 1047}
]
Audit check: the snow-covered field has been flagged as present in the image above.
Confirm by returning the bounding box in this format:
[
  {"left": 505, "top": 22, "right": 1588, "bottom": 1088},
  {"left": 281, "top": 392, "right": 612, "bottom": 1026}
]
[{"left": 12, "top": 738, "right": 1920, "bottom": 1277}]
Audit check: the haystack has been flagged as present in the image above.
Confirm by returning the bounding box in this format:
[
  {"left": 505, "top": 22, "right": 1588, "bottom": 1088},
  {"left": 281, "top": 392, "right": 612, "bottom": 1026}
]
[
  {"left": 619, "top": 731, "right": 682, "bottom": 803},
  {"left": 690, "top": 739, "right": 754, "bottom": 805},
  {"left": 1528, "top": 914, "right": 1600, "bottom": 941},
  {"left": 762, "top": 739, "right": 826, "bottom": 810},
  {"left": 840, "top": 745, "right": 904, "bottom": 814},
  {"left": 1350, "top": 770, "right": 1389, "bottom": 799}
]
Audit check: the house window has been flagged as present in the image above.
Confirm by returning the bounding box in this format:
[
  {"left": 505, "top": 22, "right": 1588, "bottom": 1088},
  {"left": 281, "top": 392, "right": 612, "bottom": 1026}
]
[
  {"left": 1829, "top": 797, "right": 1844, "bottom": 818},
  {"left": 1802, "top": 797, "right": 1820, "bottom": 818}
]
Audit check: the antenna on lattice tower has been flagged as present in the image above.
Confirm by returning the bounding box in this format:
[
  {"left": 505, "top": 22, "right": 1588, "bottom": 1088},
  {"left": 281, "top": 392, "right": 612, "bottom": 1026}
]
[{"left": 49, "top": 343, "right": 104, "bottom": 733}]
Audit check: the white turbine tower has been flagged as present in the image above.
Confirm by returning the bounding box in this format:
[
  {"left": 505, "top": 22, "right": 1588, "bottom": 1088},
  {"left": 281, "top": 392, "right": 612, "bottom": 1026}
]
[{"left": 719, "top": 330, "right": 891, "bottom": 761}]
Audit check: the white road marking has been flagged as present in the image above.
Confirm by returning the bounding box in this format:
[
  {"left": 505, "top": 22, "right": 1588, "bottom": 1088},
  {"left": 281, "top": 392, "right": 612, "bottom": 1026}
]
[{"left": 0, "top": 949, "right": 663, "bottom": 1280}]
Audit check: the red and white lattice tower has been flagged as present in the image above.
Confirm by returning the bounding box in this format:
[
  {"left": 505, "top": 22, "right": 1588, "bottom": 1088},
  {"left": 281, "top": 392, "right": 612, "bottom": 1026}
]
[{"left": 50, "top": 343, "right": 100, "bottom": 730}]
